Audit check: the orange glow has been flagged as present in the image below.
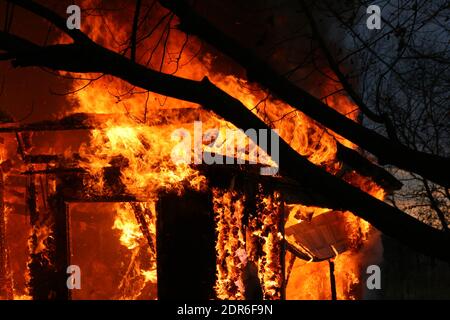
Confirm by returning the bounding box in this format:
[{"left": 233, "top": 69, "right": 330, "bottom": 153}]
[{"left": 1, "top": 0, "right": 387, "bottom": 300}]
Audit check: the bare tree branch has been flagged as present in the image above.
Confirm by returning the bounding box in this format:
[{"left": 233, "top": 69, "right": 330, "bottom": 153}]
[
  {"left": 130, "top": 0, "right": 142, "bottom": 62},
  {"left": 157, "top": 0, "right": 450, "bottom": 188},
  {"left": 1, "top": 0, "right": 449, "bottom": 261}
]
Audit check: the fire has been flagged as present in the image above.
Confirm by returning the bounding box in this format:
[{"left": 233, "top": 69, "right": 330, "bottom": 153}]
[
  {"left": 0, "top": 0, "right": 388, "bottom": 300},
  {"left": 212, "top": 75, "right": 339, "bottom": 167},
  {"left": 253, "top": 190, "right": 283, "bottom": 299},
  {"left": 141, "top": 269, "right": 157, "bottom": 284},
  {"left": 113, "top": 203, "right": 145, "bottom": 250},
  {"left": 65, "top": 0, "right": 384, "bottom": 301},
  {"left": 213, "top": 188, "right": 283, "bottom": 300},
  {"left": 113, "top": 202, "right": 157, "bottom": 299},
  {"left": 213, "top": 189, "right": 246, "bottom": 300}
]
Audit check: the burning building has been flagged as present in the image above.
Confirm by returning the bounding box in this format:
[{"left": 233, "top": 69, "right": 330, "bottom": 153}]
[{"left": 0, "top": 0, "right": 448, "bottom": 301}]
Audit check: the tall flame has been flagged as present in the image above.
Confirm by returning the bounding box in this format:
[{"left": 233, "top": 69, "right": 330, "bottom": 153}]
[{"left": 1, "top": 0, "right": 387, "bottom": 300}]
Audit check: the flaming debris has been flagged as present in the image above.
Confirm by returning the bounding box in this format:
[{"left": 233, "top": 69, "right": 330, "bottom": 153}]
[{"left": 0, "top": 0, "right": 389, "bottom": 300}]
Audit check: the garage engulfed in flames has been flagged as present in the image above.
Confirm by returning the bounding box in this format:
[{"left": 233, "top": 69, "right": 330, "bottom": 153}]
[{"left": 0, "top": 0, "right": 392, "bottom": 300}]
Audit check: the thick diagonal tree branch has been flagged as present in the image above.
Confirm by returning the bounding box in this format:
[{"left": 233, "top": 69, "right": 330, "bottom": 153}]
[{"left": 157, "top": 0, "right": 450, "bottom": 188}]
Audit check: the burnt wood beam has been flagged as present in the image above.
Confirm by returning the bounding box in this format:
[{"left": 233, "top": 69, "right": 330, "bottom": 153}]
[
  {"left": 27, "top": 174, "right": 61, "bottom": 300},
  {"left": 19, "top": 161, "right": 335, "bottom": 207},
  {"left": 285, "top": 241, "right": 323, "bottom": 262},
  {"left": 130, "top": 203, "right": 156, "bottom": 253},
  {"left": 0, "top": 113, "right": 120, "bottom": 133},
  {"left": 328, "top": 259, "right": 337, "bottom": 300},
  {"left": 26, "top": 173, "right": 70, "bottom": 300},
  {"left": 22, "top": 155, "right": 61, "bottom": 164},
  {"left": 48, "top": 181, "right": 70, "bottom": 300},
  {"left": 0, "top": 109, "right": 201, "bottom": 133},
  {"left": 279, "top": 197, "right": 286, "bottom": 300}
]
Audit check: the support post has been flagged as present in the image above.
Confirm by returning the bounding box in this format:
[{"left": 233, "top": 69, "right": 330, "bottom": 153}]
[
  {"left": 279, "top": 197, "right": 286, "bottom": 300},
  {"left": 156, "top": 190, "right": 216, "bottom": 299},
  {"left": 328, "top": 259, "right": 337, "bottom": 300},
  {"left": 50, "top": 177, "right": 71, "bottom": 300},
  {"left": 28, "top": 174, "right": 70, "bottom": 300},
  {"left": 0, "top": 169, "right": 13, "bottom": 299}
]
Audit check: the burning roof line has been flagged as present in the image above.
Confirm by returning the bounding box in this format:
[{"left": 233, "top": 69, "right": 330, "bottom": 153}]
[{"left": 5, "top": 113, "right": 400, "bottom": 193}]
